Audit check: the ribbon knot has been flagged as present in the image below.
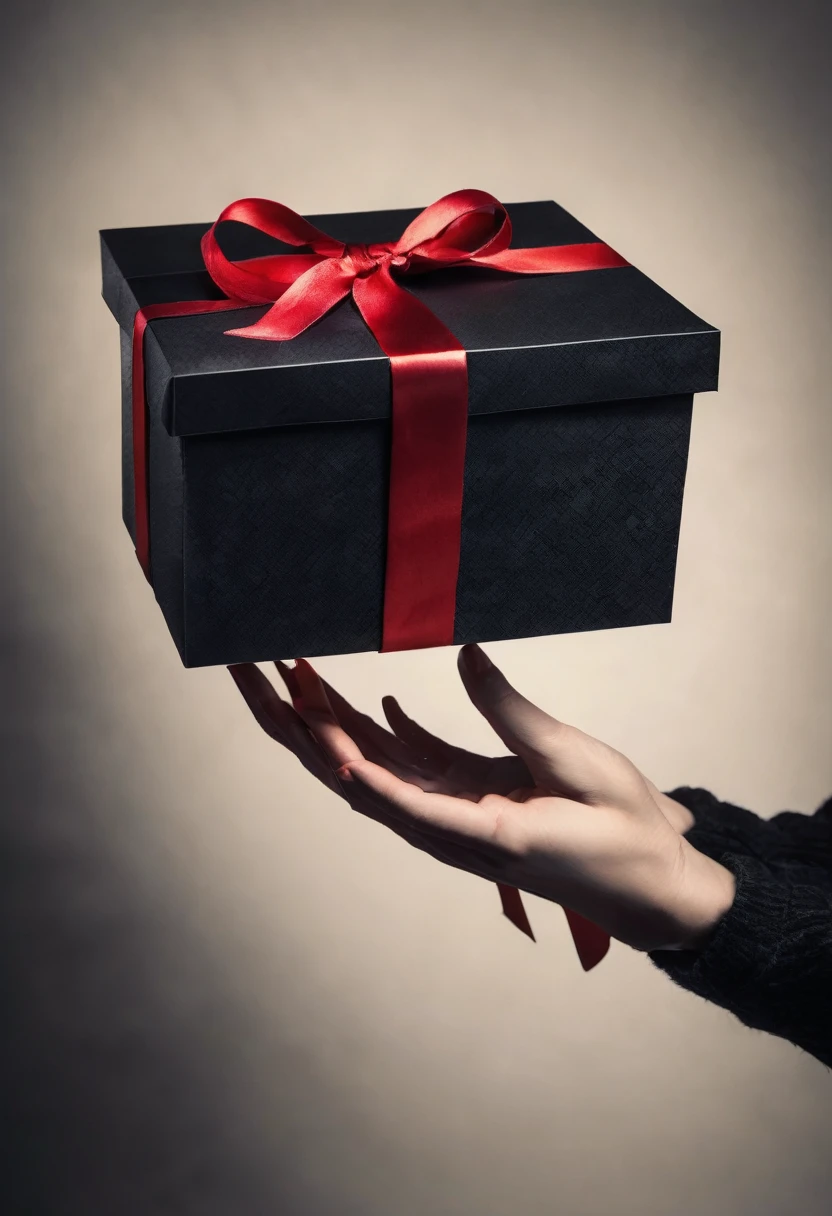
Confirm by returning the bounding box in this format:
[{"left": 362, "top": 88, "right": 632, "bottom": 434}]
[{"left": 343, "top": 242, "right": 391, "bottom": 274}]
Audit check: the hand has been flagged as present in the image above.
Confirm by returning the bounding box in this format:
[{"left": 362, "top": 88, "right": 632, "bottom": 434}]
[{"left": 229, "top": 646, "right": 735, "bottom": 954}]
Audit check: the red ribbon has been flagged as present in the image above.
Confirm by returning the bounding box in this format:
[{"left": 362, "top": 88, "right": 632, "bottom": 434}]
[{"left": 131, "top": 188, "right": 626, "bottom": 970}]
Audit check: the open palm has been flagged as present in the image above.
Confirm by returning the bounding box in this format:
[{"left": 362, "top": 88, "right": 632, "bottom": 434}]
[{"left": 230, "top": 655, "right": 700, "bottom": 966}]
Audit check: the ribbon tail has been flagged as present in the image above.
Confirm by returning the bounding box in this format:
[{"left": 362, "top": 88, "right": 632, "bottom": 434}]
[
  {"left": 224, "top": 257, "right": 355, "bottom": 340},
  {"left": 471, "top": 243, "right": 629, "bottom": 274},
  {"left": 497, "top": 883, "right": 535, "bottom": 941},
  {"left": 351, "top": 262, "right": 466, "bottom": 358},
  {"left": 562, "top": 907, "right": 611, "bottom": 971}
]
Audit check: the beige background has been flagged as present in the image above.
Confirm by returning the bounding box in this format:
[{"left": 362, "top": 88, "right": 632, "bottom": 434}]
[{"left": 2, "top": 1, "right": 830, "bottom": 1213}]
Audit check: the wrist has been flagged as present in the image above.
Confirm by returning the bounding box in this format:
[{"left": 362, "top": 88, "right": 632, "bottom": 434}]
[
  {"left": 660, "top": 843, "right": 736, "bottom": 951},
  {"left": 655, "top": 791, "right": 695, "bottom": 835}
]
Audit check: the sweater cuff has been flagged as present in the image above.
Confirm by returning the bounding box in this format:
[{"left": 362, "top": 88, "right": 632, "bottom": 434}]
[
  {"left": 648, "top": 851, "right": 832, "bottom": 1069},
  {"left": 649, "top": 852, "right": 788, "bottom": 992},
  {"left": 662, "top": 786, "right": 774, "bottom": 862}
]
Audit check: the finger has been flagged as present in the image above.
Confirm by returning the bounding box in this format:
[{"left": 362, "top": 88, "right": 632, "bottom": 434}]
[
  {"left": 229, "top": 663, "right": 294, "bottom": 744},
  {"left": 230, "top": 663, "right": 313, "bottom": 757},
  {"left": 456, "top": 646, "right": 623, "bottom": 805},
  {"left": 231, "top": 667, "right": 472, "bottom": 814},
  {"left": 315, "top": 678, "right": 421, "bottom": 769},
  {"left": 340, "top": 758, "right": 510, "bottom": 845},
  {"left": 275, "top": 660, "right": 350, "bottom": 778},
  {"left": 505, "top": 786, "right": 536, "bottom": 802},
  {"left": 457, "top": 645, "right": 563, "bottom": 756},
  {"left": 338, "top": 788, "right": 506, "bottom": 882},
  {"left": 381, "top": 696, "right": 458, "bottom": 767},
  {"left": 326, "top": 760, "right": 450, "bottom": 849},
  {"left": 241, "top": 670, "right": 439, "bottom": 836},
  {"left": 382, "top": 696, "right": 525, "bottom": 795},
  {"left": 339, "top": 780, "right": 512, "bottom": 880},
  {"left": 235, "top": 671, "right": 512, "bottom": 873},
  {"left": 228, "top": 665, "right": 344, "bottom": 794},
  {"left": 291, "top": 659, "right": 365, "bottom": 768},
  {"left": 279, "top": 663, "right": 465, "bottom": 794},
  {"left": 274, "top": 659, "right": 302, "bottom": 703},
  {"left": 235, "top": 668, "right": 517, "bottom": 892},
  {"left": 228, "top": 665, "right": 335, "bottom": 789}
]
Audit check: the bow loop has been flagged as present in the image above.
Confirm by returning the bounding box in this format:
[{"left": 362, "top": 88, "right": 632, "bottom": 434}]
[
  {"left": 392, "top": 188, "right": 513, "bottom": 265},
  {"left": 200, "top": 197, "right": 344, "bottom": 304}
]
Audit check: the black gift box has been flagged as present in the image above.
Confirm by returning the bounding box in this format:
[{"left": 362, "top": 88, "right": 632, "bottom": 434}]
[{"left": 100, "top": 199, "right": 719, "bottom": 668}]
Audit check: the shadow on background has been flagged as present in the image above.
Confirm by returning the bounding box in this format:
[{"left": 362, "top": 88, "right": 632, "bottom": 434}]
[{"left": 1, "top": 3, "right": 831, "bottom": 1215}]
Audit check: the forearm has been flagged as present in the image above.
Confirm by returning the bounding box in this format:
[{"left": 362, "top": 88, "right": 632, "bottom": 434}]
[{"left": 659, "top": 842, "right": 737, "bottom": 952}]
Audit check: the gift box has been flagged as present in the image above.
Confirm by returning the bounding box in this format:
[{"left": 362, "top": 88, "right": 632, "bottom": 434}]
[{"left": 100, "top": 191, "right": 719, "bottom": 668}]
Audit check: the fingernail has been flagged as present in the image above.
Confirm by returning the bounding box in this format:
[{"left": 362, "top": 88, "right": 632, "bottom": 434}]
[
  {"left": 293, "top": 659, "right": 331, "bottom": 714},
  {"left": 294, "top": 660, "right": 320, "bottom": 691},
  {"left": 274, "top": 660, "right": 302, "bottom": 703},
  {"left": 462, "top": 644, "right": 492, "bottom": 675}
]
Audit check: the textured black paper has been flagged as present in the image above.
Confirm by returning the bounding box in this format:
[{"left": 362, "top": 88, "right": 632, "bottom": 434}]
[{"left": 102, "top": 198, "right": 717, "bottom": 666}]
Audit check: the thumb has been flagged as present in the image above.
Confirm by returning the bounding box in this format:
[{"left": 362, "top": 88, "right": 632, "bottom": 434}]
[{"left": 457, "top": 645, "right": 643, "bottom": 807}]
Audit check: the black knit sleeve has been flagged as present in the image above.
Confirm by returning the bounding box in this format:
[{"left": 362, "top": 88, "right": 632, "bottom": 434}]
[
  {"left": 665, "top": 786, "right": 832, "bottom": 870},
  {"left": 648, "top": 851, "right": 832, "bottom": 1069},
  {"left": 763, "top": 794, "right": 832, "bottom": 868},
  {"left": 664, "top": 786, "right": 786, "bottom": 862}
]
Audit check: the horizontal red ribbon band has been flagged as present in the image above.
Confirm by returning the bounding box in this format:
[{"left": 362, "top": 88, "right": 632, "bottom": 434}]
[{"left": 130, "top": 188, "right": 627, "bottom": 970}]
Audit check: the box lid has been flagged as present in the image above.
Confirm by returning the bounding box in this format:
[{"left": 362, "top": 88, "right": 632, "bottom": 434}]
[{"left": 100, "top": 200, "right": 719, "bottom": 437}]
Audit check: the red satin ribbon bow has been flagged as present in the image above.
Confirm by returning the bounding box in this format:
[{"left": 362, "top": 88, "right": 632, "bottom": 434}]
[{"left": 131, "top": 188, "right": 628, "bottom": 970}]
